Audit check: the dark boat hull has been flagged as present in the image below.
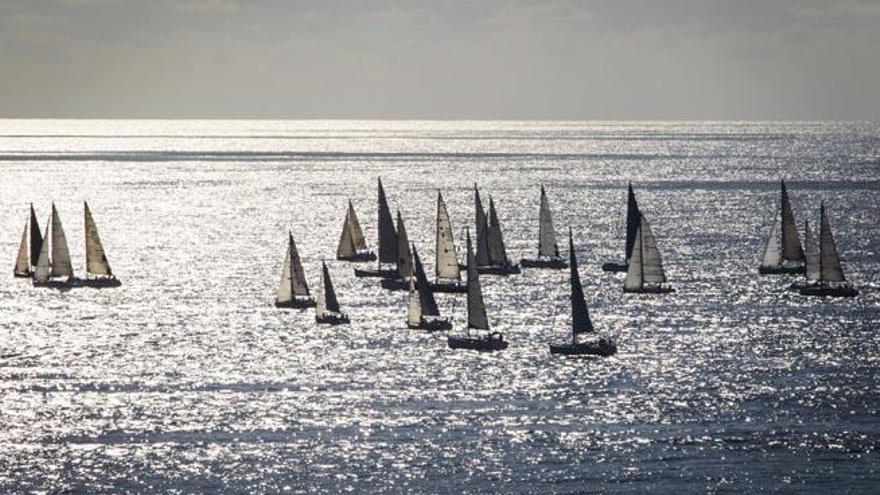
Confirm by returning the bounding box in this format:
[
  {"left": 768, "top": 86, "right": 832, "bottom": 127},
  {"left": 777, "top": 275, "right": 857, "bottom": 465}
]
[
  {"left": 601, "top": 262, "right": 628, "bottom": 273},
  {"left": 787, "top": 280, "right": 816, "bottom": 291},
  {"left": 474, "top": 264, "right": 521, "bottom": 276},
  {"left": 316, "top": 312, "right": 350, "bottom": 325},
  {"left": 799, "top": 285, "right": 859, "bottom": 298},
  {"left": 80, "top": 277, "right": 122, "bottom": 288},
  {"left": 447, "top": 333, "right": 508, "bottom": 351},
  {"left": 13, "top": 270, "right": 32, "bottom": 278},
  {"left": 549, "top": 340, "right": 617, "bottom": 357},
  {"left": 275, "top": 297, "right": 317, "bottom": 309},
  {"left": 353, "top": 268, "right": 399, "bottom": 279},
  {"left": 759, "top": 265, "right": 805, "bottom": 275},
  {"left": 33, "top": 278, "right": 81, "bottom": 289},
  {"left": 430, "top": 280, "right": 467, "bottom": 293},
  {"left": 623, "top": 286, "right": 675, "bottom": 294},
  {"left": 379, "top": 278, "right": 409, "bottom": 291},
  {"left": 521, "top": 257, "right": 567, "bottom": 269},
  {"left": 337, "top": 252, "right": 377, "bottom": 263},
  {"left": 408, "top": 318, "right": 453, "bottom": 332}
]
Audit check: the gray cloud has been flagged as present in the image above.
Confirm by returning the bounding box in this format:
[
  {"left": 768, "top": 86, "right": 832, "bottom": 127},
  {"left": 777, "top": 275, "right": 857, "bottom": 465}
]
[{"left": 0, "top": 0, "right": 877, "bottom": 119}]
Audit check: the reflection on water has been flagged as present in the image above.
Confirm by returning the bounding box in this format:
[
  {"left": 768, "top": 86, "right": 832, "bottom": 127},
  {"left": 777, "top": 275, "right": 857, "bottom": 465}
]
[{"left": 0, "top": 120, "right": 878, "bottom": 493}]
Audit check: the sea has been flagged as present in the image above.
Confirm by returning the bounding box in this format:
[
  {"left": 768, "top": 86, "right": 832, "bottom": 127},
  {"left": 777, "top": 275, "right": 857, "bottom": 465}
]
[{"left": 0, "top": 120, "right": 878, "bottom": 493}]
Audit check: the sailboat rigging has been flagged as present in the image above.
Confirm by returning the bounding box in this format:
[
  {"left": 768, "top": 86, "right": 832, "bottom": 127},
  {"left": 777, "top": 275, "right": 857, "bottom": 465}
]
[
  {"left": 798, "top": 203, "right": 858, "bottom": 297},
  {"left": 80, "top": 201, "right": 122, "bottom": 288},
  {"left": 336, "top": 200, "right": 376, "bottom": 262},
  {"left": 623, "top": 211, "right": 674, "bottom": 294},
  {"left": 354, "top": 177, "right": 399, "bottom": 278},
  {"left": 430, "top": 191, "right": 467, "bottom": 293},
  {"left": 758, "top": 180, "right": 806, "bottom": 275},
  {"left": 275, "top": 231, "right": 316, "bottom": 308},
  {"left": 12, "top": 204, "right": 43, "bottom": 278},
  {"left": 521, "top": 185, "right": 566, "bottom": 269},
  {"left": 32, "top": 203, "right": 77, "bottom": 289},
  {"left": 472, "top": 185, "right": 520, "bottom": 275}
]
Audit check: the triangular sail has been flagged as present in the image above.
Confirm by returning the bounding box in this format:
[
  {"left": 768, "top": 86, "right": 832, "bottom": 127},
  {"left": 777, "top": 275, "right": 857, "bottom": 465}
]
[
  {"left": 50, "top": 204, "right": 73, "bottom": 278},
  {"left": 276, "top": 237, "right": 293, "bottom": 303},
  {"left": 321, "top": 261, "right": 341, "bottom": 313},
  {"left": 33, "top": 218, "right": 52, "bottom": 283},
  {"left": 819, "top": 204, "right": 845, "bottom": 283},
  {"left": 377, "top": 178, "right": 398, "bottom": 264},
  {"left": 407, "top": 277, "right": 422, "bottom": 327},
  {"left": 396, "top": 212, "right": 413, "bottom": 279},
  {"left": 474, "top": 186, "right": 491, "bottom": 266},
  {"left": 625, "top": 213, "right": 667, "bottom": 289},
  {"left": 487, "top": 198, "right": 509, "bottom": 265},
  {"left": 290, "top": 234, "right": 310, "bottom": 296},
  {"left": 336, "top": 209, "right": 355, "bottom": 258},
  {"left": 780, "top": 181, "right": 805, "bottom": 262},
  {"left": 625, "top": 183, "right": 641, "bottom": 262},
  {"left": 84, "top": 202, "right": 112, "bottom": 276},
  {"left": 569, "top": 229, "right": 593, "bottom": 337},
  {"left": 760, "top": 217, "right": 782, "bottom": 268},
  {"left": 466, "top": 230, "right": 489, "bottom": 330},
  {"left": 803, "top": 219, "right": 820, "bottom": 282},
  {"left": 348, "top": 201, "right": 368, "bottom": 251},
  {"left": 14, "top": 222, "right": 30, "bottom": 275},
  {"left": 412, "top": 246, "right": 440, "bottom": 316},
  {"left": 435, "top": 192, "right": 460, "bottom": 280},
  {"left": 538, "top": 186, "right": 559, "bottom": 258},
  {"left": 29, "top": 204, "right": 43, "bottom": 266}
]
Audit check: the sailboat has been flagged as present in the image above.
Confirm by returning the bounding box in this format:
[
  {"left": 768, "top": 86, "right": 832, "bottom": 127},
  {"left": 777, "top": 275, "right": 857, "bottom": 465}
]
[
  {"left": 430, "top": 191, "right": 466, "bottom": 293},
  {"left": 316, "top": 260, "right": 350, "bottom": 324},
  {"left": 406, "top": 245, "right": 452, "bottom": 331},
  {"left": 447, "top": 229, "right": 508, "bottom": 351},
  {"left": 549, "top": 229, "right": 617, "bottom": 356},
  {"left": 799, "top": 203, "right": 859, "bottom": 298},
  {"left": 12, "top": 204, "right": 43, "bottom": 278},
  {"left": 521, "top": 185, "right": 566, "bottom": 269},
  {"left": 759, "top": 180, "right": 806, "bottom": 275},
  {"left": 380, "top": 211, "right": 414, "bottom": 291},
  {"left": 472, "top": 185, "right": 520, "bottom": 275},
  {"left": 623, "top": 212, "right": 675, "bottom": 294},
  {"left": 336, "top": 200, "right": 376, "bottom": 262},
  {"left": 32, "top": 203, "right": 78, "bottom": 289},
  {"left": 602, "top": 182, "right": 640, "bottom": 272},
  {"left": 274, "top": 231, "right": 316, "bottom": 308},
  {"left": 354, "top": 178, "right": 399, "bottom": 278},
  {"left": 79, "top": 202, "right": 122, "bottom": 288}
]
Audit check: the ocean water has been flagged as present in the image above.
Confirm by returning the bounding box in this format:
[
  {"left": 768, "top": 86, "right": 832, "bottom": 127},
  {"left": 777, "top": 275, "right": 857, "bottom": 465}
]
[{"left": 0, "top": 120, "right": 878, "bottom": 493}]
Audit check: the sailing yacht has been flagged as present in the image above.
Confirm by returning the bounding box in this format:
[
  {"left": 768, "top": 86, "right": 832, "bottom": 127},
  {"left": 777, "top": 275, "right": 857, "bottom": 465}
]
[
  {"left": 430, "top": 191, "right": 466, "bottom": 293},
  {"left": 788, "top": 219, "right": 819, "bottom": 291},
  {"left": 12, "top": 204, "right": 43, "bottom": 278},
  {"left": 623, "top": 212, "right": 675, "bottom": 294},
  {"left": 473, "top": 185, "right": 520, "bottom": 275},
  {"left": 354, "top": 178, "right": 399, "bottom": 278},
  {"left": 336, "top": 200, "right": 376, "bottom": 262},
  {"left": 758, "top": 180, "right": 806, "bottom": 275},
  {"left": 32, "top": 203, "right": 78, "bottom": 289},
  {"left": 379, "top": 211, "right": 414, "bottom": 291},
  {"left": 80, "top": 201, "right": 122, "bottom": 288},
  {"left": 602, "top": 182, "right": 640, "bottom": 272},
  {"left": 521, "top": 185, "right": 566, "bottom": 269},
  {"left": 406, "top": 245, "right": 452, "bottom": 331},
  {"left": 316, "top": 260, "right": 350, "bottom": 324},
  {"left": 447, "top": 229, "right": 508, "bottom": 351},
  {"left": 549, "top": 229, "right": 617, "bottom": 356},
  {"left": 274, "top": 231, "right": 316, "bottom": 308},
  {"left": 799, "top": 203, "right": 858, "bottom": 298}
]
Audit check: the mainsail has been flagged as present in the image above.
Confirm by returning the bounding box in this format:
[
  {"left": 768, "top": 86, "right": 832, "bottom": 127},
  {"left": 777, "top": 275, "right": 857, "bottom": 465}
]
[
  {"left": 14, "top": 222, "right": 29, "bottom": 275},
  {"left": 569, "top": 229, "right": 593, "bottom": 339},
  {"left": 803, "top": 219, "right": 820, "bottom": 282},
  {"left": 487, "top": 197, "right": 508, "bottom": 265},
  {"left": 377, "top": 178, "right": 398, "bottom": 265},
  {"left": 407, "top": 277, "right": 422, "bottom": 327},
  {"left": 625, "top": 183, "right": 641, "bottom": 262},
  {"left": 276, "top": 236, "right": 293, "bottom": 303},
  {"left": 277, "top": 232, "right": 310, "bottom": 303},
  {"left": 317, "top": 261, "right": 341, "bottom": 314},
  {"left": 474, "top": 186, "right": 491, "bottom": 266},
  {"left": 624, "top": 213, "right": 667, "bottom": 290},
  {"left": 412, "top": 246, "right": 440, "bottom": 317},
  {"left": 537, "top": 186, "right": 559, "bottom": 258},
  {"left": 435, "top": 192, "right": 460, "bottom": 280},
  {"left": 396, "top": 212, "right": 413, "bottom": 279},
  {"left": 780, "top": 181, "right": 805, "bottom": 262},
  {"left": 49, "top": 204, "right": 73, "bottom": 278},
  {"left": 818, "top": 203, "right": 845, "bottom": 283},
  {"left": 29, "top": 204, "right": 43, "bottom": 265},
  {"left": 33, "top": 218, "right": 52, "bottom": 283},
  {"left": 337, "top": 201, "right": 369, "bottom": 258},
  {"left": 84, "top": 201, "right": 112, "bottom": 276},
  {"left": 760, "top": 219, "right": 782, "bottom": 268},
  {"left": 466, "top": 230, "right": 489, "bottom": 330}
]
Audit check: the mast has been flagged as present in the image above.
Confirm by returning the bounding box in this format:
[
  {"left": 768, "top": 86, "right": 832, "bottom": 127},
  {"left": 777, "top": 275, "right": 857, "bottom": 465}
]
[
  {"left": 377, "top": 178, "right": 398, "bottom": 266},
  {"left": 625, "top": 183, "right": 640, "bottom": 262},
  {"left": 818, "top": 202, "right": 845, "bottom": 284},
  {"left": 412, "top": 245, "right": 440, "bottom": 317},
  {"left": 435, "top": 192, "right": 460, "bottom": 281},
  {"left": 474, "top": 185, "right": 491, "bottom": 266},
  {"left": 487, "top": 197, "right": 508, "bottom": 265},
  {"left": 569, "top": 228, "right": 593, "bottom": 344},
  {"left": 49, "top": 204, "right": 73, "bottom": 278},
  {"left": 29, "top": 203, "right": 43, "bottom": 266},
  {"left": 537, "top": 185, "right": 559, "bottom": 258},
  {"left": 780, "top": 180, "right": 805, "bottom": 262},
  {"left": 396, "top": 211, "right": 413, "bottom": 280},
  {"left": 84, "top": 201, "right": 112, "bottom": 276},
  {"left": 465, "top": 229, "right": 489, "bottom": 334}
]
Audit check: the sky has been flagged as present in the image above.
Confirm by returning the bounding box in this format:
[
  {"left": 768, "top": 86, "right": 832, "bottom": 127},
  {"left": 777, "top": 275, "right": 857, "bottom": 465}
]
[{"left": 0, "top": 0, "right": 878, "bottom": 120}]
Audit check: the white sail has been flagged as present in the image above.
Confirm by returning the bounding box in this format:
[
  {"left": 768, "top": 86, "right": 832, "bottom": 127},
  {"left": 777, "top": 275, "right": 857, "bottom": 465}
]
[
  {"left": 819, "top": 204, "right": 845, "bottom": 283},
  {"left": 50, "top": 204, "right": 73, "bottom": 278},
  {"left": 14, "top": 222, "right": 30, "bottom": 275},
  {"left": 537, "top": 186, "right": 559, "bottom": 258},
  {"left": 780, "top": 182, "right": 805, "bottom": 262},
  {"left": 276, "top": 237, "right": 293, "bottom": 303},
  {"left": 435, "top": 192, "right": 460, "bottom": 280},
  {"left": 33, "top": 218, "right": 52, "bottom": 283},
  {"left": 336, "top": 211, "right": 355, "bottom": 258},
  {"left": 315, "top": 269, "right": 326, "bottom": 316},
  {"left": 396, "top": 212, "right": 413, "bottom": 279},
  {"left": 466, "top": 231, "right": 489, "bottom": 330},
  {"left": 487, "top": 198, "right": 508, "bottom": 265},
  {"left": 760, "top": 217, "right": 782, "bottom": 268},
  {"left": 348, "top": 202, "right": 368, "bottom": 251},
  {"left": 290, "top": 235, "right": 310, "bottom": 296},
  {"left": 84, "top": 202, "right": 112, "bottom": 276},
  {"left": 407, "top": 276, "right": 422, "bottom": 327},
  {"left": 803, "top": 220, "right": 820, "bottom": 282},
  {"left": 624, "top": 214, "right": 666, "bottom": 289}
]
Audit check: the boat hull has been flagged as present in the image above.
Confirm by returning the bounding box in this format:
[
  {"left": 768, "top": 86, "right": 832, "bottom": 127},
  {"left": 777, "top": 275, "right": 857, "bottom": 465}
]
[
  {"left": 316, "top": 312, "right": 350, "bottom": 325},
  {"left": 430, "top": 280, "right": 467, "bottom": 293},
  {"left": 787, "top": 280, "right": 816, "bottom": 291},
  {"left": 549, "top": 340, "right": 617, "bottom": 357},
  {"left": 408, "top": 317, "right": 453, "bottom": 332},
  {"left": 337, "top": 251, "right": 377, "bottom": 263},
  {"left": 521, "top": 257, "right": 567, "bottom": 269},
  {"left": 353, "top": 268, "right": 399, "bottom": 279},
  {"left": 275, "top": 297, "right": 317, "bottom": 309},
  {"left": 623, "top": 286, "right": 676, "bottom": 294},
  {"left": 379, "top": 278, "right": 409, "bottom": 291},
  {"left": 33, "top": 278, "right": 81, "bottom": 289},
  {"left": 799, "top": 285, "right": 859, "bottom": 298},
  {"left": 13, "top": 270, "right": 32, "bottom": 278},
  {"left": 80, "top": 277, "right": 122, "bottom": 288},
  {"left": 601, "top": 262, "right": 628, "bottom": 273},
  {"left": 472, "top": 264, "right": 521, "bottom": 276},
  {"left": 447, "top": 333, "right": 508, "bottom": 351},
  {"left": 759, "top": 265, "right": 805, "bottom": 275}
]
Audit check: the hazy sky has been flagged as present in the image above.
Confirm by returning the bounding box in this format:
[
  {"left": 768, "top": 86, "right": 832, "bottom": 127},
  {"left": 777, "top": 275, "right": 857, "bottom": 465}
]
[{"left": 0, "top": 0, "right": 878, "bottom": 119}]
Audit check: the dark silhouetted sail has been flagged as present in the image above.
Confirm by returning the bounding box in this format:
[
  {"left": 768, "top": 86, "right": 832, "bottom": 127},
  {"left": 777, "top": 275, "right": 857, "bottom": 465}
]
[
  {"left": 435, "top": 192, "right": 460, "bottom": 281},
  {"left": 569, "top": 229, "right": 593, "bottom": 337},
  {"left": 29, "top": 204, "right": 43, "bottom": 266},
  {"left": 780, "top": 181, "right": 805, "bottom": 262},
  {"left": 760, "top": 219, "right": 782, "bottom": 269},
  {"left": 84, "top": 201, "right": 112, "bottom": 276},
  {"left": 538, "top": 186, "right": 559, "bottom": 258},
  {"left": 14, "top": 222, "right": 29, "bottom": 276},
  {"left": 396, "top": 211, "right": 413, "bottom": 279},
  {"left": 466, "top": 230, "right": 489, "bottom": 330},
  {"left": 625, "top": 183, "right": 641, "bottom": 262},
  {"left": 318, "top": 261, "right": 341, "bottom": 313},
  {"left": 818, "top": 203, "right": 845, "bottom": 283},
  {"left": 487, "top": 197, "right": 508, "bottom": 265},
  {"left": 474, "top": 185, "right": 491, "bottom": 267},
  {"left": 377, "top": 178, "right": 398, "bottom": 264},
  {"left": 412, "top": 246, "right": 439, "bottom": 317}
]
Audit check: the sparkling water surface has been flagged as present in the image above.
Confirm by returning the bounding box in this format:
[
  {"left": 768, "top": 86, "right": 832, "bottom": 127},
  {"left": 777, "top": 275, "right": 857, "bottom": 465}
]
[{"left": 0, "top": 120, "right": 878, "bottom": 493}]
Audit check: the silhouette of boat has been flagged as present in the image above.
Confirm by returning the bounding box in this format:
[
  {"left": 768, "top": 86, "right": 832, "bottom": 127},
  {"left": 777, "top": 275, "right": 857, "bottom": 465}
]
[
  {"left": 798, "top": 203, "right": 858, "bottom": 298},
  {"left": 79, "top": 202, "right": 121, "bottom": 288},
  {"left": 336, "top": 200, "right": 376, "bottom": 262},
  {"left": 379, "top": 211, "right": 413, "bottom": 291},
  {"left": 354, "top": 178, "right": 399, "bottom": 279},
  {"left": 521, "top": 185, "right": 566, "bottom": 269},
  {"left": 32, "top": 203, "right": 79, "bottom": 289},
  {"left": 12, "top": 204, "right": 43, "bottom": 278},
  {"left": 407, "top": 245, "right": 452, "bottom": 331},
  {"left": 471, "top": 185, "right": 520, "bottom": 275},
  {"left": 316, "top": 260, "right": 350, "bottom": 324},
  {"left": 759, "top": 180, "right": 806, "bottom": 275},
  {"left": 602, "top": 183, "right": 639, "bottom": 272},
  {"left": 623, "top": 211, "right": 675, "bottom": 294},
  {"left": 430, "top": 191, "right": 466, "bottom": 293},
  {"left": 274, "top": 231, "right": 316, "bottom": 308}
]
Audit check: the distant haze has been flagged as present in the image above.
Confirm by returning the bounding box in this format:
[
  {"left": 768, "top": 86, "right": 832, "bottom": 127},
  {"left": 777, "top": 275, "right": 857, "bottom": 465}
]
[{"left": 0, "top": 0, "right": 878, "bottom": 120}]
